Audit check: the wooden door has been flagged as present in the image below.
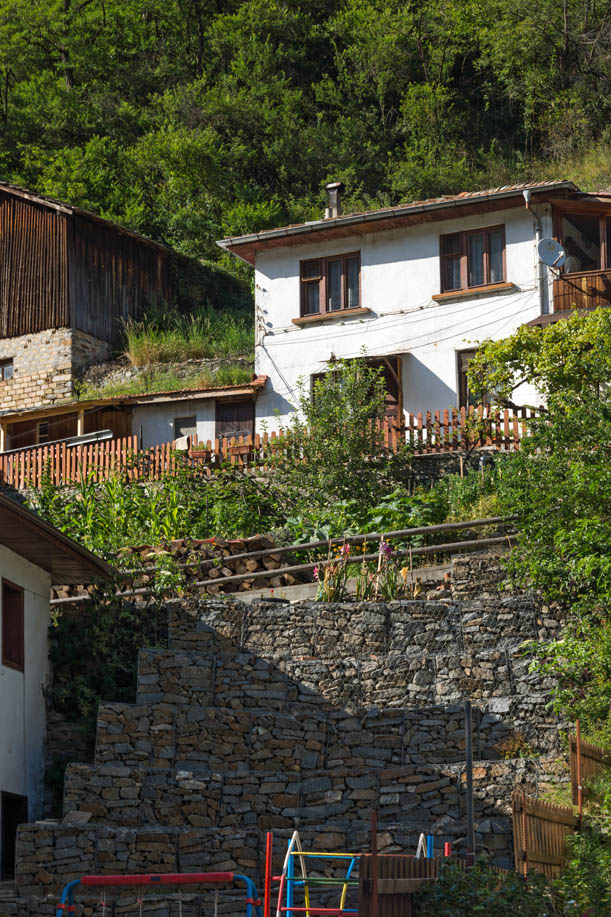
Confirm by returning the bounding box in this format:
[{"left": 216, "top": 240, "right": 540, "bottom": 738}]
[
  {"left": 367, "top": 357, "right": 402, "bottom": 428},
  {"left": 215, "top": 399, "right": 255, "bottom": 440}
]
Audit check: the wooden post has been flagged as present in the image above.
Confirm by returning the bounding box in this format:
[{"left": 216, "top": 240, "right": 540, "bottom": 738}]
[
  {"left": 264, "top": 831, "right": 272, "bottom": 917},
  {"left": 370, "top": 810, "right": 379, "bottom": 917},
  {"left": 0, "top": 423, "right": 6, "bottom": 453},
  {"left": 77, "top": 408, "right": 85, "bottom": 437},
  {"left": 576, "top": 719, "right": 583, "bottom": 825},
  {"left": 465, "top": 700, "right": 475, "bottom": 867}
]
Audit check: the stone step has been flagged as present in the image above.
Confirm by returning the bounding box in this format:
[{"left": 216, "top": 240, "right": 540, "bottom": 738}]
[
  {"left": 64, "top": 758, "right": 540, "bottom": 832},
  {"left": 95, "top": 697, "right": 560, "bottom": 774},
  {"left": 168, "top": 596, "right": 562, "bottom": 662},
  {"left": 15, "top": 813, "right": 517, "bottom": 902}
]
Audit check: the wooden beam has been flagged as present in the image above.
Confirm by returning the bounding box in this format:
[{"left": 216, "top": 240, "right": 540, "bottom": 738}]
[
  {"left": 77, "top": 409, "right": 85, "bottom": 437},
  {"left": 0, "top": 423, "right": 6, "bottom": 453}
]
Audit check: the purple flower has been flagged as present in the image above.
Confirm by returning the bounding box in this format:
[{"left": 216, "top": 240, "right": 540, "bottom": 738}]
[
  {"left": 341, "top": 544, "right": 351, "bottom": 556},
  {"left": 381, "top": 541, "right": 392, "bottom": 556},
  {"left": 313, "top": 565, "right": 319, "bottom": 581}
]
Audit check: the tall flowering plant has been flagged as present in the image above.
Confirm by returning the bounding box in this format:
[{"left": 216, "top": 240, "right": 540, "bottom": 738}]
[{"left": 314, "top": 542, "right": 351, "bottom": 601}]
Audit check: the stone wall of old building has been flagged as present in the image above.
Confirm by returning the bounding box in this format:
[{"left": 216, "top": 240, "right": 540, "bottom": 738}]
[{"left": 0, "top": 328, "right": 111, "bottom": 414}]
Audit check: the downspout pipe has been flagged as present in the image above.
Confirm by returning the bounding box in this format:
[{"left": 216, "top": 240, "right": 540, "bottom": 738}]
[{"left": 523, "top": 190, "right": 548, "bottom": 314}]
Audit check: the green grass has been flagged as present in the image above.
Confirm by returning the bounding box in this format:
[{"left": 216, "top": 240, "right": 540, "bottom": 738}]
[
  {"left": 124, "top": 305, "right": 254, "bottom": 367},
  {"left": 77, "top": 363, "right": 253, "bottom": 401}
]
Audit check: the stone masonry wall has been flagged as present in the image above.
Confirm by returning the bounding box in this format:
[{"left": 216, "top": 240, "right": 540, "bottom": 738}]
[
  {"left": 4, "top": 553, "right": 569, "bottom": 915},
  {"left": 0, "top": 328, "right": 111, "bottom": 413}
]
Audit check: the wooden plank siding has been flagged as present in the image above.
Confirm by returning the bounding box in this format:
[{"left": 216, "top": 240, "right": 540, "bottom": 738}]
[
  {"left": 0, "top": 187, "right": 176, "bottom": 343},
  {"left": 68, "top": 214, "right": 174, "bottom": 342},
  {"left": 552, "top": 269, "right": 611, "bottom": 312},
  {"left": 0, "top": 192, "right": 69, "bottom": 335}
]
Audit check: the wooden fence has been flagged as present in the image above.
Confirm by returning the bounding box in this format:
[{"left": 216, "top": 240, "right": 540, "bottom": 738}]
[
  {"left": 0, "top": 405, "right": 539, "bottom": 490},
  {"left": 570, "top": 734, "right": 611, "bottom": 805},
  {"left": 512, "top": 790, "right": 579, "bottom": 878}
]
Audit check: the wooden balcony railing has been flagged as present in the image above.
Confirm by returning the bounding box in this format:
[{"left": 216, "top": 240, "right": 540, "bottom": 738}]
[{"left": 553, "top": 269, "right": 611, "bottom": 312}]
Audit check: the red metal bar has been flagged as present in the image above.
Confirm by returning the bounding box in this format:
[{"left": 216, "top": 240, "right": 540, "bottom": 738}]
[
  {"left": 80, "top": 872, "right": 234, "bottom": 887},
  {"left": 264, "top": 832, "right": 273, "bottom": 917}
]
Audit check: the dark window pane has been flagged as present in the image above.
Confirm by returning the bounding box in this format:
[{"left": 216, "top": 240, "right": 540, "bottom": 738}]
[
  {"left": 0, "top": 360, "right": 13, "bottom": 381},
  {"left": 301, "top": 260, "right": 321, "bottom": 280},
  {"left": 468, "top": 233, "right": 484, "bottom": 286},
  {"left": 444, "top": 256, "right": 461, "bottom": 291},
  {"left": 174, "top": 416, "right": 196, "bottom": 439},
  {"left": 327, "top": 260, "right": 342, "bottom": 311},
  {"left": 442, "top": 233, "right": 461, "bottom": 255},
  {"left": 346, "top": 257, "right": 360, "bottom": 308},
  {"left": 561, "top": 214, "right": 601, "bottom": 271},
  {"left": 2, "top": 581, "right": 24, "bottom": 671},
  {"left": 489, "top": 230, "right": 504, "bottom": 283},
  {"left": 304, "top": 283, "right": 320, "bottom": 314}
]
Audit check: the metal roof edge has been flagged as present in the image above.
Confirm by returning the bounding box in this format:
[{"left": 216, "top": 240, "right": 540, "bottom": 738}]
[{"left": 216, "top": 181, "right": 579, "bottom": 250}]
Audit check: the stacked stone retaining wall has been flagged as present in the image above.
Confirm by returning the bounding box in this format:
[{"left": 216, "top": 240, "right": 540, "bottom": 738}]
[{"left": 4, "top": 553, "right": 567, "bottom": 916}]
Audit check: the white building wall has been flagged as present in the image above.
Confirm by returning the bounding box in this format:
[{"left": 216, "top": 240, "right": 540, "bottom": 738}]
[
  {"left": 0, "top": 544, "right": 51, "bottom": 823},
  {"left": 131, "top": 399, "right": 217, "bottom": 448},
  {"left": 254, "top": 204, "right": 551, "bottom": 428}
]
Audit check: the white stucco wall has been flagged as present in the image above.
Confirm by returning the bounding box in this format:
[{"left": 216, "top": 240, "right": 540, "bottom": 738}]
[
  {"left": 254, "top": 204, "right": 551, "bottom": 428},
  {"left": 131, "top": 399, "right": 217, "bottom": 448},
  {"left": 0, "top": 544, "right": 51, "bottom": 827}
]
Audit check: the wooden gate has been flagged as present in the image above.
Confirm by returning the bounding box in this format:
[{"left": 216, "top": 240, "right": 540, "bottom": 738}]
[
  {"left": 569, "top": 734, "right": 611, "bottom": 805},
  {"left": 359, "top": 855, "right": 439, "bottom": 916},
  {"left": 512, "top": 790, "right": 579, "bottom": 878}
]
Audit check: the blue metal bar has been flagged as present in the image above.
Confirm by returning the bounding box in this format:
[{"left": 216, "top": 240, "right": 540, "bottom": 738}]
[
  {"left": 286, "top": 840, "right": 294, "bottom": 917},
  {"left": 56, "top": 879, "right": 81, "bottom": 916},
  {"left": 426, "top": 836, "right": 434, "bottom": 859}
]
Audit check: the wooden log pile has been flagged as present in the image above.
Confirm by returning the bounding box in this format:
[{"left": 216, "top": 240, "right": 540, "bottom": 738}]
[{"left": 51, "top": 534, "right": 314, "bottom": 601}]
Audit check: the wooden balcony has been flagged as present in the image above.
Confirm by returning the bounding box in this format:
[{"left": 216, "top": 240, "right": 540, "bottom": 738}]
[{"left": 553, "top": 269, "right": 611, "bottom": 312}]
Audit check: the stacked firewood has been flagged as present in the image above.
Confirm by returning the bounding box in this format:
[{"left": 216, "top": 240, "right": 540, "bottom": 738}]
[{"left": 51, "top": 534, "right": 312, "bottom": 601}]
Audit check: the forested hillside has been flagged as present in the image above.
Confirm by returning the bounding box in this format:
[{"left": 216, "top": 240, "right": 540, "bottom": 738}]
[{"left": 1, "top": 0, "right": 610, "bottom": 277}]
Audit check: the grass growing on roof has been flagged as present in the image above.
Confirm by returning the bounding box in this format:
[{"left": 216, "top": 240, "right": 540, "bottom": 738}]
[
  {"left": 77, "top": 362, "right": 253, "bottom": 400},
  {"left": 124, "top": 304, "right": 254, "bottom": 366}
]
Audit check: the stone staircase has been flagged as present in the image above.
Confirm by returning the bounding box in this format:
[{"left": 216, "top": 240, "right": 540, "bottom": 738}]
[{"left": 4, "top": 557, "right": 567, "bottom": 915}]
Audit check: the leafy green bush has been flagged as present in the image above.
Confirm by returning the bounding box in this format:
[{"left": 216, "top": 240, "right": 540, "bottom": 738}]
[{"left": 414, "top": 860, "right": 552, "bottom": 916}]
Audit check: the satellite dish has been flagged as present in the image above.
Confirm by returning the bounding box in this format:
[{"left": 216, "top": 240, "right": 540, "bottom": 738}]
[{"left": 538, "top": 238, "right": 566, "bottom": 267}]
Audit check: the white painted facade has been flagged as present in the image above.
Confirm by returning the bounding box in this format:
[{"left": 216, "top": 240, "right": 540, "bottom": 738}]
[
  {"left": 253, "top": 203, "right": 550, "bottom": 428},
  {"left": 0, "top": 544, "right": 51, "bottom": 826},
  {"left": 132, "top": 398, "right": 216, "bottom": 449}
]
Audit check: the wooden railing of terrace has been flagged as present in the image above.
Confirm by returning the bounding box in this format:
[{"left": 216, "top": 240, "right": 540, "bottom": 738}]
[
  {"left": 0, "top": 405, "right": 540, "bottom": 490},
  {"left": 553, "top": 269, "right": 611, "bottom": 312}
]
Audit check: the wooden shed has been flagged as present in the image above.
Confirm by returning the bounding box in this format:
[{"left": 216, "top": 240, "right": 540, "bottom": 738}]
[{"left": 0, "top": 183, "right": 176, "bottom": 343}]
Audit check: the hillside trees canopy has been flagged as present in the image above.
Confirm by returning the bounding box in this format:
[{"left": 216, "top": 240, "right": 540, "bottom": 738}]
[{"left": 0, "top": 0, "right": 611, "bottom": 270}]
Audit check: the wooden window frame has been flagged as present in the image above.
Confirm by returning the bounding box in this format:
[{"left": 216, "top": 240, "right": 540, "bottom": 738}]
[
  {"left": 0, "top": 359, "right": 13, "bottom": 382},
  {"left": 552, "top": 206, "right": 610, "bottom": 274},
  {"left": 2, "top": 579, "right": 24, "bottom": 673},
  {"left": 300, "top": 252, "right": 361, "bottom": 317},
  {"left": 440, "top": 225, "right": 506, "bottom": 293}
]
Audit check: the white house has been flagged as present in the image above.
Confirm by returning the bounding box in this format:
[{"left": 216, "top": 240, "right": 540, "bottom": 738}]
[
  {"left": 218, "top": 180, "right": 611, "bottom": 431},
  {"left": 0, "top": 494, "right": 111, "bottom": 880}
]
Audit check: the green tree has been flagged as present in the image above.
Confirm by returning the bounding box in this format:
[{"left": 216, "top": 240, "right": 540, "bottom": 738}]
[{"left": 468, "top": 309, "right": 611, "bottom": 741}]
